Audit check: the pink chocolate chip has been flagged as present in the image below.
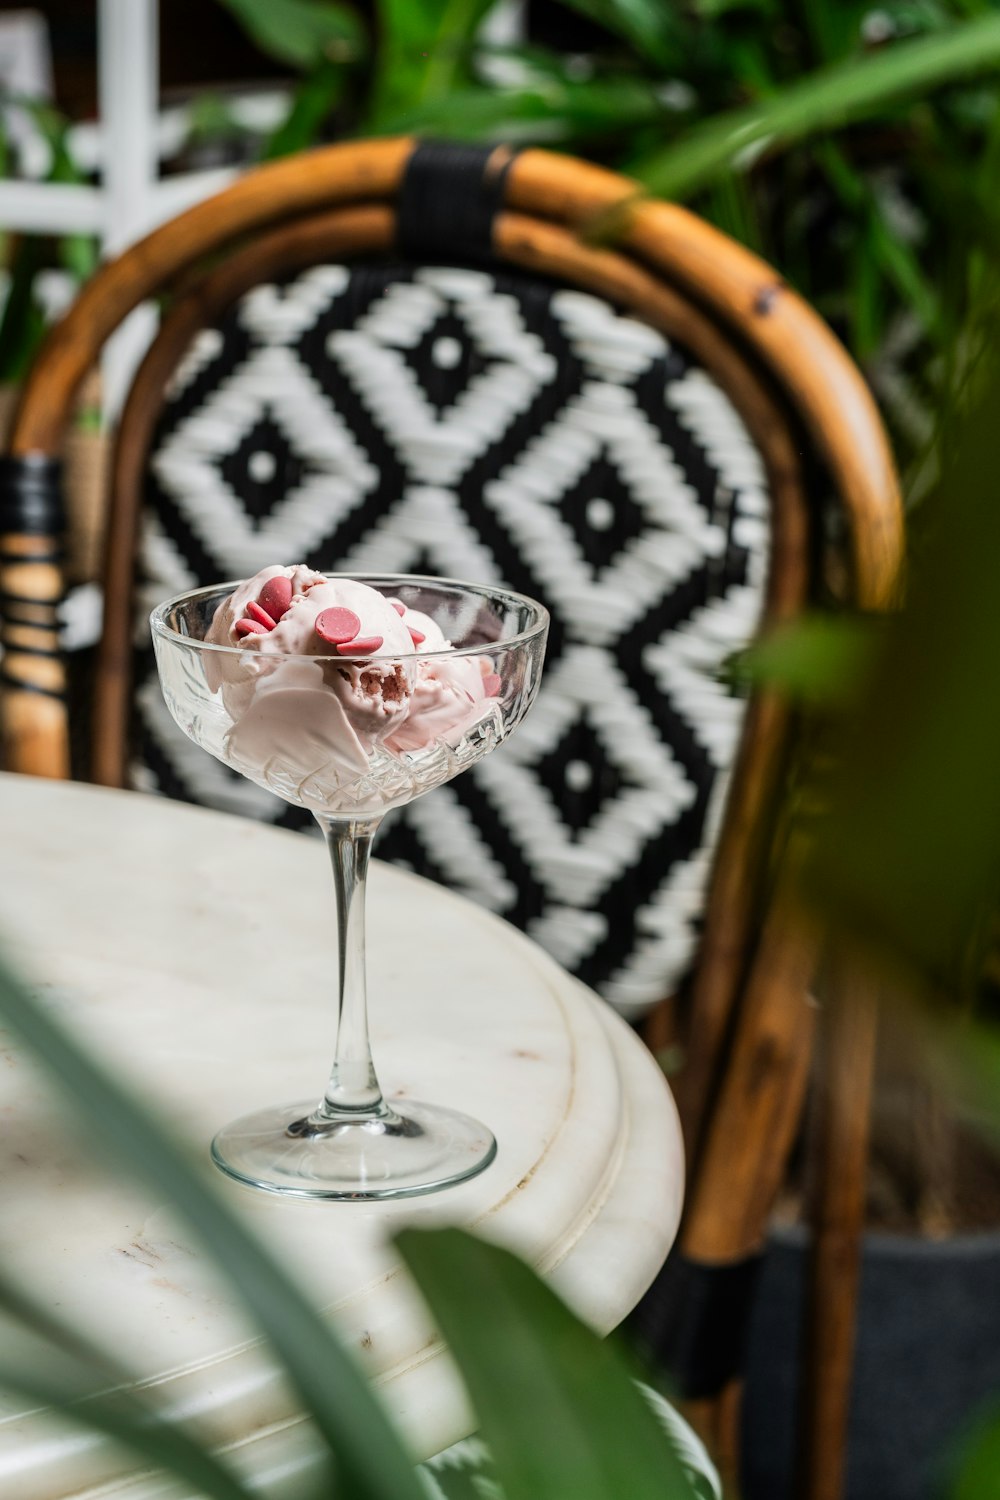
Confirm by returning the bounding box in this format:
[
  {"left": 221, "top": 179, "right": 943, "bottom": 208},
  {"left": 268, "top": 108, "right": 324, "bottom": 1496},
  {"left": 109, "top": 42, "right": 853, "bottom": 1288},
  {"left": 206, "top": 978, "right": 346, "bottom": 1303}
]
[
  {"left": 258, "top": 575, "right": 293, "bottom": 621},
  {"left": 483, "top": 673, "right": 502, "bottom": 697},
  {"left": 390, "top": 599, "right": 405, "bottom": 616},
  {"left": 336, "top": 635, "right": 383, "bottom": 656},
  {"left": 408, "top": 626, "right": 426, "bottom": 645},
  {"left": 235, "top": 617, "right": 268, "bottom": 637},
  {"left": 315, "top": 607, "right": 362, "bottom": 645},
  {"left": 246, "top": 599, "right": 276, "bottom": 630}
]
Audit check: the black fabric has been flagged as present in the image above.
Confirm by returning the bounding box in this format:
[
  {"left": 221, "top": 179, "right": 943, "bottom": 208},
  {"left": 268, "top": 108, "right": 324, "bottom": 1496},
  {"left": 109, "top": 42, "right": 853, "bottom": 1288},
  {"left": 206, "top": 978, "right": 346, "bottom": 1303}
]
[
  {"left": 0, "top": 671, "right": 62, "bottom": 698},
  {"left": 398, "top": 142, "right": 516, "bottom": 262},
  {"left": 0, "top": 455, "right": 64, "bottom": 535},
  {"left": 0, "top": 456, "right": 65, "bottom": 702},
  {"left": 631, "top": 1247, "right": 764, "bottom": 1400}
]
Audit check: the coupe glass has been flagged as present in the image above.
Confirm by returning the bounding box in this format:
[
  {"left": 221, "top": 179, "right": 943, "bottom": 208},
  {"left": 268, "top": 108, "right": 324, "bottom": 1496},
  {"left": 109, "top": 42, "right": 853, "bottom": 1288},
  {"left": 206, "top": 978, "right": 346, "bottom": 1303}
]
[{"left": 150, "top": 575, "right": 547, "bottom": 1200}]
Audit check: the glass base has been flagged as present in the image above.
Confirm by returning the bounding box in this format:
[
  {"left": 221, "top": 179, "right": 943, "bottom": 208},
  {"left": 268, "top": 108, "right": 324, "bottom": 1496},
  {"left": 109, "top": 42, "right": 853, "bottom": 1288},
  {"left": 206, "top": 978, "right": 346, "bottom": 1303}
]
[{"left": 210, "top": 1098, "right": 497, "bottom": 1200}]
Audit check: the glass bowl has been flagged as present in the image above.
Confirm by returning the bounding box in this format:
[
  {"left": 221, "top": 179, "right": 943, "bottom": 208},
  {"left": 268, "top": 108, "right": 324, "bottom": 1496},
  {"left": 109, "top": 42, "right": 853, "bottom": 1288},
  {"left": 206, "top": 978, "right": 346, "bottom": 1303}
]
[{"left": 151, "top": 573, "right": 548, "bottom": 1200}]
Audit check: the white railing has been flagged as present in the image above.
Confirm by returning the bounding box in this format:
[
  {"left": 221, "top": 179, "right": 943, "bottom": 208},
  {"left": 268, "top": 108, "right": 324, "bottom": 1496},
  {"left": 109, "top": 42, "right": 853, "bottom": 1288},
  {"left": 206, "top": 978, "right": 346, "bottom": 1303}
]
[
  {"left": 0, "top": 0, "right": 282, "bottom": 410},
  {"left": 0, "top": 0, "right": 249, "bottom": 246}
]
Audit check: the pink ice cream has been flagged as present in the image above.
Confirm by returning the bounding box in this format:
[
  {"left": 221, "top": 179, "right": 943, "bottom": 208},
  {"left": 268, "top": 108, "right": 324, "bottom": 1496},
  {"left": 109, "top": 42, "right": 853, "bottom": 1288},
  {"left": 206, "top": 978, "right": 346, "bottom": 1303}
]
[
  {"left": 204, "top": 566, "right": 499, "bottom": 809},
  {"left": 385, "top": 605, "right": 501, "bottom": 753}
]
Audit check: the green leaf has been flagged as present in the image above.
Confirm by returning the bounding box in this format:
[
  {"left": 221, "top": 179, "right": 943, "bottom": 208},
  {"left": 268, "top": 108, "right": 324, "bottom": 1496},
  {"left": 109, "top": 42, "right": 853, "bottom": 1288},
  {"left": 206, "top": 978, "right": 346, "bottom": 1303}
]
[
  {"left": 556, "top": 0, "right": 685, "bottom": 70},
  {"left": 802, "top": 353, "right": 1000, "bottom": 994},
  {"left": 262, "top": 56, "right": 347, "bottom": 158},
  {"left": 0, "top": 948, "right": 426, "bottom": 1500},
  {"left": 815, "top": 141, "right": 941, "bottom": 339},
  {"left": 396, "top": 1227, "right": 698, "bottom": 1500},
  {"left": 630, "top": 14, "right": 1000, "bottom": 201},
  {"left": 0, "top": 1265, "right": 251, "bottom": 1500},
  {"left": 732, "top": 614, "right": 875, "bottom": 704},
  {"left": 853, "top": 223, "right": 884, "bottom": 363},
  {"left": 704, "top": 167, "right": 764, "bottom": 253},
  {"left": 368, "top": 0, "right": 496, "bottom": 122},
  {"left": 934, "top": 1018, "right": 1000, "bottom": 1153},
  {"left": 421, "top": 1441, "right": 502, "bottom": 1500},
  {"left": 0, "top": 237, "right": 47, "bottom": 384},
  {"left": 0, "top": 1340, "right": 253, "bottom": 1500},
  {"left": 0, "top": 97, "right": 98, "bottom": 284},
  {"left": 951, "top": 1405, "right": 1000, "bottom": 1499},
  {"left": 795, "top": 0, "right": 872, "bottom": 64},
  {"left": 376, "top": 76, "right": 667, "bottom": 144},
  {"left": 58, "top": 233, "right": 99, "bottom": 284},
  {"left": 692, "top": 0, "right": 776, "bottom": 15},
  {"left": 0, "top": 1266, "right": 133, "bottom": 1374},
  {"left": 216, "top": 0, "right": 365, "bottom": 71}
]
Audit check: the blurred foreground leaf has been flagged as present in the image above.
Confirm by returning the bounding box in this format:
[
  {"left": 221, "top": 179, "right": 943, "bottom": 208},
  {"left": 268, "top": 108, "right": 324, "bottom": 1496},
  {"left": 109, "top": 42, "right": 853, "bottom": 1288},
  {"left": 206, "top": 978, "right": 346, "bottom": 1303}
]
[
  {"left": 0, "top": 1338, "right": 252, "bottom": 1500},
  {"left": 930, "top": 1016, "right": 1000, "bottom": 1153},
  {"left": 733, "top": 614, "right": 875, "bottom": 704},
  {"left": 952, "top": 1404, "right": 1000, "bottom": 1499},
  {"left": 0, "top": 947, "right": 426, "bottom": 1500},
  {"left": 802, "top": 357, "right": 1000, "bottom": 995},
  {"left": 397, "top": 1227, "right": 697, "bottom": 1500},
  {"left": 0, "top": 1268, "right": 254, "bottom": 1498}
]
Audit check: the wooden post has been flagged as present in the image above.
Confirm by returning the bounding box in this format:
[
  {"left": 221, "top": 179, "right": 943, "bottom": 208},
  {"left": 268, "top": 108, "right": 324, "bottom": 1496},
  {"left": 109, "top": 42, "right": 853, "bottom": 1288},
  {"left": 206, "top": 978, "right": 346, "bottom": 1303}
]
[
  {"left": 671, "top": 887, "right": 818, "bottom": 1488},
  {"left": 796, "top": 960, "right": 879, "bottom": 1500}
]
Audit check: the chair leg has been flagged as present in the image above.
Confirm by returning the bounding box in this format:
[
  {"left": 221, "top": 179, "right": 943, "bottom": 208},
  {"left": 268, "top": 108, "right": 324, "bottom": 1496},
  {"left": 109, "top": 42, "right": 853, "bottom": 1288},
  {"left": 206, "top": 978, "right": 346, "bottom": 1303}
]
[
  {"left": 640, "top": 993, "right": 678, "bottom": 1058},
  {"left": 674, "top": 897, "right": 818, "bottom": 1485},
  {"left": 675, "top": 692, "right": 794, "bottom": 1163},
  {"left": 682, "top": 900, "right": 817, "bottom": 1262},
  {"left": 796, "top": 965, "right": 878, "bottom": 1500}
]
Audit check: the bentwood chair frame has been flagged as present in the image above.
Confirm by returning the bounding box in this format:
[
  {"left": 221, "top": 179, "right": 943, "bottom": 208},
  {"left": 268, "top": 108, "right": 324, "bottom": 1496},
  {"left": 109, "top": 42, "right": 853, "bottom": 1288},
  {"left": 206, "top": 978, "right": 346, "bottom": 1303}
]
[{"left": 0, "top": 137, "right": 904, "bottom": 1500}]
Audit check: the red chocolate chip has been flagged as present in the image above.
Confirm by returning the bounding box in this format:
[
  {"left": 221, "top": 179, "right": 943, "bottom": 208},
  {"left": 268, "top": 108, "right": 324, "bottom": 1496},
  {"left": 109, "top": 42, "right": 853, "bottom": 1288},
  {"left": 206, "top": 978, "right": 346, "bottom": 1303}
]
[
  {"left": 315, "top": 607, "right": 362, "bottom": 645},
  {"left": 336, "top": 635, "right": 383, "bottom": 656},
  {"left": 390, "top": 600, "right": 405, "bottom": 616},
  {"left": 483, "top": 673, "right": 502, "bottom": 696},
  {"left": 246, "top": 599, "right": 276, "bottom": 630},
  {"left": 235, "top": 617, "right": 268, "bottom": 637},
  {"left": 258, "top": 576, "right": 293, "bottom": 621},
  {"left": 408, "top": 626, "right": 426, "bottom": 645}
]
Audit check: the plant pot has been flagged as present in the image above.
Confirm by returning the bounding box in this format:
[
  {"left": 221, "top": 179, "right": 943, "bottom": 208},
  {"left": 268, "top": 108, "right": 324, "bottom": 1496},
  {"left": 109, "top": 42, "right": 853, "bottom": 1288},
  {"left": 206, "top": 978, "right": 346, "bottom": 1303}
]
[{"left": 742, "top": 1224, "right": 1000, "bottom": 1500}]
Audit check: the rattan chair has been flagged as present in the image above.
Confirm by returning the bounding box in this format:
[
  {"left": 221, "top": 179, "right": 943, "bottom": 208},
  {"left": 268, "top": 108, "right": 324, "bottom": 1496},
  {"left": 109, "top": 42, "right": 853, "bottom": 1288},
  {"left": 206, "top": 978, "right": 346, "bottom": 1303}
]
[{"left": 0, "top": 138, "right": 904, "bottom": 1499}]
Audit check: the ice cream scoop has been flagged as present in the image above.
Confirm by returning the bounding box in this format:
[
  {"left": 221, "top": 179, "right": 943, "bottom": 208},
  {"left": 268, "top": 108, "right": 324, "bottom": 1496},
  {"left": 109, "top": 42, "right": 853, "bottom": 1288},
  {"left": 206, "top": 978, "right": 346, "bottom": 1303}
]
[
  {"left": 204, "top": 567, "right": 499, "bottom": 810},
  {"left": 383, "top": 604, "right": 499, "bottom": 753}
]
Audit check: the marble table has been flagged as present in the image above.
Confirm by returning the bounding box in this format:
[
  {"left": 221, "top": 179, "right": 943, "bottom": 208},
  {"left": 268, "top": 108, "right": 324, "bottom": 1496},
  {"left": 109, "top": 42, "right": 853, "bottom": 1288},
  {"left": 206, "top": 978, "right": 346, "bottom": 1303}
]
[{"left": 0, "top": 775, "right": 684, "bottom": 1500}]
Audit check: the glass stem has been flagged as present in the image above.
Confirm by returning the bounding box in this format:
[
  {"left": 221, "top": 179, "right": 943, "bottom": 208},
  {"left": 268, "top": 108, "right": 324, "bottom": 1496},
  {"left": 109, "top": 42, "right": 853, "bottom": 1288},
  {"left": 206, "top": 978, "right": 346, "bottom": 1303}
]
[{"left": 315, "top": 814, "right": 389, "bottom": 1121}]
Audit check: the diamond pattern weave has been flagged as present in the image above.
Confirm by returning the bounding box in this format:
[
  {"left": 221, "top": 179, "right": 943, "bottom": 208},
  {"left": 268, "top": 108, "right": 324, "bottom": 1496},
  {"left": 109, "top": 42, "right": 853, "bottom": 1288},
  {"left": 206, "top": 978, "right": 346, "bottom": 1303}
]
[{"left": 133, "top": 262, "right": 770, "bottom": 1017}]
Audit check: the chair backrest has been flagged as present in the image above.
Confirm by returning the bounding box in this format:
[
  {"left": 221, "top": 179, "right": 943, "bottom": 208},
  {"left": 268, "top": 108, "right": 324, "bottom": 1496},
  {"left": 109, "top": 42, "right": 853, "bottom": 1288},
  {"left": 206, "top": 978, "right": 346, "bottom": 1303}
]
[{"left": 0, "top": 139, "right": 903, "bottom": 1033}]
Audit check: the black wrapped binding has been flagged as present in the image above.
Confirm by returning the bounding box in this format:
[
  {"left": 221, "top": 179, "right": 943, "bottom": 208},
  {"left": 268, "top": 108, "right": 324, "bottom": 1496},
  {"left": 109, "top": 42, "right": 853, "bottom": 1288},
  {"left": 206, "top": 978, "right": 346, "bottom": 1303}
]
[
  {"left": 0, "top": 453, "right": 66, "bottom": 699},
  {"left": 397, "top": 141, "right": 518, "bottom": 263},
  {"left": 632, "top": 1248, "right": 764, "bottom": 1399},
  {"left": 0, "top": 454, "right": 65, "bottom": 537}
]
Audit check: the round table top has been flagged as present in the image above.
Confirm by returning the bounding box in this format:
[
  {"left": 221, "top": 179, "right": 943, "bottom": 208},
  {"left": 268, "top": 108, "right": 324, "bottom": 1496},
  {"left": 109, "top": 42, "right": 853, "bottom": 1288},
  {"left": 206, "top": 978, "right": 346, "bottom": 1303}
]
[{"left": 0, "top": 775, "right": 683, "bottom": 1500}]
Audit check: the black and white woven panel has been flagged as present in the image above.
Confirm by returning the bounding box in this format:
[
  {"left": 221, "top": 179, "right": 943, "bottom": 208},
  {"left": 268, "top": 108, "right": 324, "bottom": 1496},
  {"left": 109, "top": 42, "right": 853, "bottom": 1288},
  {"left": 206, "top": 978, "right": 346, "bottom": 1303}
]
[{"left": 133, "top": 262, "right": 770, "bottom": 1017}]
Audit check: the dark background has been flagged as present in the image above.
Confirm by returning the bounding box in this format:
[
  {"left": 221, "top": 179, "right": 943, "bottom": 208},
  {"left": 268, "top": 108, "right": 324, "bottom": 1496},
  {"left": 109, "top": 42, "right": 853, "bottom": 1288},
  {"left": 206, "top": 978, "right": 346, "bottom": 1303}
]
[
  {"left": 0, "top": 1, "right": 599, "bottom": 119},
  {"left": 0, "top": 0, "right": 284, "bottom": 117}
]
